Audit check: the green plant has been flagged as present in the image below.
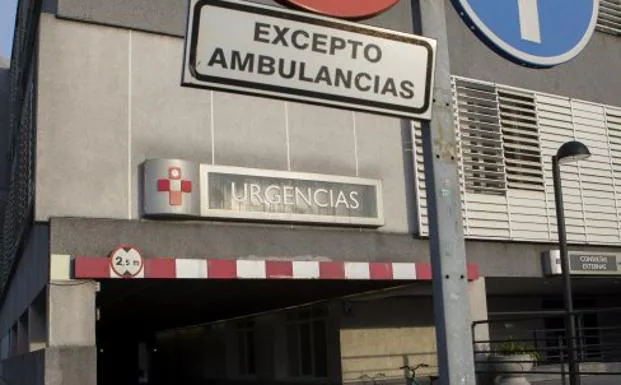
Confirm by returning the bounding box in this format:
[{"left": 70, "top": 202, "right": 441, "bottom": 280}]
[{"left": 491, "top": 337, "right": 543, "bottom": 361}]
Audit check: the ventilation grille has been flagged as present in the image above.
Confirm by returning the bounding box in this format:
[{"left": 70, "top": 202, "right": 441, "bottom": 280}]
[
  {"left": 415, "top": 76, "right": 621, "bottom": 244},
  {"left": 499, "top": 90, "right": 544, "bottom": 191},
  {"left": 453, "top": 79, "right": 505, "bottom": 195},
  {"left": 452, "top": 78, "right": 544, "bottom": 196},
  {"left": 597, "top": 0, "right": 621, "bottom": 36}
]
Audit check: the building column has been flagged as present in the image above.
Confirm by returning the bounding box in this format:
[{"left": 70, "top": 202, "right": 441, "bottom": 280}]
[
  {"left": 469, "top": 277, "right": 489, "bottom": 344},
  {"left": 46, "top": 280, "right": 98, "bottom": 385}
]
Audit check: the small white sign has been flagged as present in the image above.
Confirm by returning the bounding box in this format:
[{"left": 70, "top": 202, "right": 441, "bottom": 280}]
[{"left": 182, "top": 0, "right": 436, "bottom": 119}]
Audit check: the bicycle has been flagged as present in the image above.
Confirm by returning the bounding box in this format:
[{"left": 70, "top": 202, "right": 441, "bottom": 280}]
[{"left": 400, "top": 363, "right": 439, "bottom": 385}]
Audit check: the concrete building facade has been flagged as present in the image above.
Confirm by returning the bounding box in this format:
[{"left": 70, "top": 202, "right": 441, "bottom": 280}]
[{"left": 1, "top": 0, "right": 621, "bottom": 384}]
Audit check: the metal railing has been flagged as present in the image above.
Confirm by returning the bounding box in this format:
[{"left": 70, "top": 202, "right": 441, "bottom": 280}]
[{"left": 472, "top": 308, "right": 621, "bottom": 384}]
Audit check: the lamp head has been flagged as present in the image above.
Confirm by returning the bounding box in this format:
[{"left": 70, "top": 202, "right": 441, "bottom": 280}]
[{"left": 556, "top": 141, "right": 591, "bottom": 165}]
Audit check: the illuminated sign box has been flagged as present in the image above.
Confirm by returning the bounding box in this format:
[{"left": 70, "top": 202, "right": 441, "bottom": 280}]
[{"left": 143, "top": 160, "right": 383, "bottom": 226}]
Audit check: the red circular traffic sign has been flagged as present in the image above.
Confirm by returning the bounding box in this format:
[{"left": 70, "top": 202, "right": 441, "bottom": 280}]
[{"left": 282, "top": 0, "right": 400, "bottom": 19}]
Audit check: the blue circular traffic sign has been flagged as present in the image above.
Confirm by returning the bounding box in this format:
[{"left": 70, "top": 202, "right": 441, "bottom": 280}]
[{"left": 451, "top": 0, "right": 599, "bottom": 67}]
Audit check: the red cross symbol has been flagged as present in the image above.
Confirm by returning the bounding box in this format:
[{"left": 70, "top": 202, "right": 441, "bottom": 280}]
[{"left": 157, "top": 167, "right": 192, "bottom": 206}]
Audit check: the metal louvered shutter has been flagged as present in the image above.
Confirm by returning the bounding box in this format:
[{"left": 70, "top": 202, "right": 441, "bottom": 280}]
[
  {"left": 415, "top": 76, "right": 621, "bottom": 244},
  {"left": 412, "top": 121, "right": 427, "bottom": 232},
  {"left": 538, "top": 96, "right": 613, "bottom": 244},
  {"left": 499, "top": 88, "right": 544, "bottom": 192},
  {"left": 597, "top": 0, "right": 621, "bottom": 36},
  {"left": 453, "top": 78, "right": 506, "bottom": 195},
  {"left": 605, "top": 106, "right": 621, "bottom": 239}
]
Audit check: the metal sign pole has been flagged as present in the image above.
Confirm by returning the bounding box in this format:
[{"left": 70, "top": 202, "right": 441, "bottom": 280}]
[{"left": 419, "top": 1, "right": 476, "bottom": 384}]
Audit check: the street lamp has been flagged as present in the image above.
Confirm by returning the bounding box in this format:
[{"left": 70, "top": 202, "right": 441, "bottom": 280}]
[{"left": 552, "top": 140, "right": 591, "bottom": 385}]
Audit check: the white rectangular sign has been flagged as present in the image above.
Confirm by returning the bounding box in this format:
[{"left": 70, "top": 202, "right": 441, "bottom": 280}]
[
  {"left": 200, "top": 165, "right": 384, "bottom": 226},
  {"left": 182, "top": 0, "right": 437, "bottom": 119},
  {"left": 142, "top": 159, "right": 384, "bottom": 226},
  {"left": 543, "top": 250, "right": 621, "bottom": 276}
]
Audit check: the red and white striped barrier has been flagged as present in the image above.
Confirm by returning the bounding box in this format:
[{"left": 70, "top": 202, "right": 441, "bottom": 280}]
[{"left": 69, "top": 256, "right": 480, "bottom": 281}]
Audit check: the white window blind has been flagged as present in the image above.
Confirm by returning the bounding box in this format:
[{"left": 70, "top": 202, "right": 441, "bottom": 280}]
[
  {"left": 415, "top": 76, "right": 621, "bottom": 244},
  {"left": 597, "top": 0, "right": 621, "bottom": 36}
]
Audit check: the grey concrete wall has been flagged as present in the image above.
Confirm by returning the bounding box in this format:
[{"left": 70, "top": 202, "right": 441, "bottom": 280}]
[
  {"left": 50, "top": 217, "right": 431, "bottom": 262},
  {"left": 0, "top": 224, "right": 49, "bottom": 338},
  {"left": 36, "top": 14, "right": 414, "bottom": 233},
  {"left": 54, "top": 0, "right": 416, "bottom": 37},
  {"left": 470, "top": 278, "right": 489, "bottom": 345},
  {"left": 48, "top": 281, "right": 97, "bottom": 347},
  {"left": 445, "top": 0, "right": 621, "bottom": 106},
  {"left": 49, "top": 217, "right": 621, "bottom": 277},
  {"left": 36, "top": 14, "right": 130, "bottom": 220},
  {"left": 339, "top": 296, "right": 437, "bottom": 382},
  {"left": 45, "top": 346, "right": 97, "bottom": 385},
  {"left": 465, "top": 239, "right": 621, "bottom": 277}
]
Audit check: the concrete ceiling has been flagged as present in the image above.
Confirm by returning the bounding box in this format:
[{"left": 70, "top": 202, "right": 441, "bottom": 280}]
[
  {"left": 96, "top": 279, "right": 405, "bottom": 335},
  {"left": 95, "top": 275, "right": 621, "bottom": 340}
]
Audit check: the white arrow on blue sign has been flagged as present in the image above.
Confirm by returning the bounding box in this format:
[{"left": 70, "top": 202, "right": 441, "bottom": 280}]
[{"left": 451, "top": 0, "right": 600, "bottom": 67}]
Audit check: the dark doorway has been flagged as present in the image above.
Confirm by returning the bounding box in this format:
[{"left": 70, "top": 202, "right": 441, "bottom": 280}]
[{"left": 97, "top": 328, "right": 158, "bottom": 385}]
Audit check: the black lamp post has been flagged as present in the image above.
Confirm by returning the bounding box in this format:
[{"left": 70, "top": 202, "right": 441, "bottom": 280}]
[{"left": 552, "top": 140, "right": 591, "bottom": 385}]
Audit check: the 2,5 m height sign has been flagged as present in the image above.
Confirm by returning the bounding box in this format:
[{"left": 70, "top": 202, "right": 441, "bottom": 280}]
[{"left": 182, "top": 0, "right": 436, "bottom": 120}]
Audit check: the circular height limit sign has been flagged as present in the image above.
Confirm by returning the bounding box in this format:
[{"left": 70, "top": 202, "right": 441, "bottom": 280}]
[{"left": 109, "top": 245, "right": 144, "bottom": 278}]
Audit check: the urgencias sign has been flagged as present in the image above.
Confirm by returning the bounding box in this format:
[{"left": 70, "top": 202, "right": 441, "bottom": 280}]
[{"left": 143, "top": 159, "right": 383, "bottom": 226}]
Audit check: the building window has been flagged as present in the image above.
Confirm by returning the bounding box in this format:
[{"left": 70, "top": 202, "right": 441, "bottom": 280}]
[
  {"left": 286, "top": 306, "right": 328, "bottom": 378},
  {"left": 236, "top": 320, "right": 256, "bottom": 376}
]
